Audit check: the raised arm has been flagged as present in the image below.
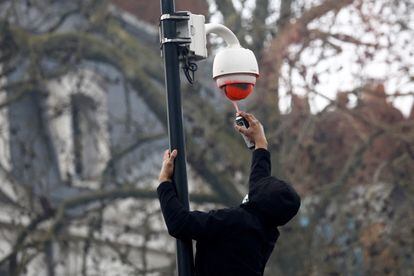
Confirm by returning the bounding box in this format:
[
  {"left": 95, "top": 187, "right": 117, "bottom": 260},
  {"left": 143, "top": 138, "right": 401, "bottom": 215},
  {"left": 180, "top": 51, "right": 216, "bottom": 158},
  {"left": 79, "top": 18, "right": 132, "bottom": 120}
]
[
  {"left": 233, "top": 111, "right": 270, "bottom": 187},
  {"left": 249, "top": 148, "right": 271, "bottom": 186}
]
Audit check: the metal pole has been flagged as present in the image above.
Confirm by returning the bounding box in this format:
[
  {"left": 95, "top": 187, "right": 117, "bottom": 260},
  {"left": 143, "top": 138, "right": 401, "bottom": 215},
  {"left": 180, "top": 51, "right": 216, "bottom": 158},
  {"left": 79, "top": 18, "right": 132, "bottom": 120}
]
[{"left": 160, "top": 1, "right": 194, "bottom": 275}]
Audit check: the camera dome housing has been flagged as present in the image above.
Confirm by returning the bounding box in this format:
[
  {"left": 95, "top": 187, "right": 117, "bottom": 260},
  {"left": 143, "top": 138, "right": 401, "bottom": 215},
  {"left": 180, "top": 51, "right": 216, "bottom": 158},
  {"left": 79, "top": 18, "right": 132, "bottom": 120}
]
[{"left": 212, "top": 47, "right": 259, "bottom": 101}]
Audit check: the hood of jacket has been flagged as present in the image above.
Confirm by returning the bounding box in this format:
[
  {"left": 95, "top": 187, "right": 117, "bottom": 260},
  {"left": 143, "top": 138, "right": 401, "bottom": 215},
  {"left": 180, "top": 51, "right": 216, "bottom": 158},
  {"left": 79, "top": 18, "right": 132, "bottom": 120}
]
[{"left": 242, "top": 176, "right": 301, "bottom": 227}]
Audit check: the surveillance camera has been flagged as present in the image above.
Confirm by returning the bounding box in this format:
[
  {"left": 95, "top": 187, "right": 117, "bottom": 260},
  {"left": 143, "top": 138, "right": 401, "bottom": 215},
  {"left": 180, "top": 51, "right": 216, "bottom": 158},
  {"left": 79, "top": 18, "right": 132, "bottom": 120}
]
[
  {"left": 170, "top": 16, "right": 260, "bottom": 98},
  {"left": 212, "top": 47, "right": 259, "bottom": 101}
]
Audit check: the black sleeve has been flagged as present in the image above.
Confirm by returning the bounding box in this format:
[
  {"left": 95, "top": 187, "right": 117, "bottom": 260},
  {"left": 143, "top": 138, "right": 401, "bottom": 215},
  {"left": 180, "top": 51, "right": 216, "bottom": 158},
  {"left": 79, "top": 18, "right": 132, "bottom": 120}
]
[
  {"left": 249, "top": 148, "right": 271, "bottom": 187},
  {"left": 157, "top": 182, "right": 237, "bottom": 241}
]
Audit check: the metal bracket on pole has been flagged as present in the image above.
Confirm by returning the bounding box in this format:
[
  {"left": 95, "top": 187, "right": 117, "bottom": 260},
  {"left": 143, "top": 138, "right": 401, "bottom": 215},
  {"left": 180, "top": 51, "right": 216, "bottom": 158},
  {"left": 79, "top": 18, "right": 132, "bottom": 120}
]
[
  {"left": 159, "top": 11, "right": 207, "bottom": 61},
  {"left": 159, "top": 10, "right": 203, "bottom": 85},
  {"left": 159, "top": 12, "right": 191, "bottom": 49}
]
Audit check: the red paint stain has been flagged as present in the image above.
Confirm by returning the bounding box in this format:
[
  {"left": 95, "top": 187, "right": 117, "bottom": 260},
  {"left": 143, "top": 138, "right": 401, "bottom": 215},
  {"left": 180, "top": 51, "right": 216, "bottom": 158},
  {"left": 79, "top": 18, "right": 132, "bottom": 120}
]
[{"left": 221, "top": 83, "right": 254, "bottom": 101}]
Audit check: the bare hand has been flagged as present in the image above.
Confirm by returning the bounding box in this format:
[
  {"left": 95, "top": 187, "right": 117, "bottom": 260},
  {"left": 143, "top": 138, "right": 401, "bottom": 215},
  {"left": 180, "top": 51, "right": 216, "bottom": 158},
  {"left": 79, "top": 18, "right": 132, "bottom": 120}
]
[
  {"left": 234, "top": 111, "right": 268, "bottom": 150},
  {"left": 158, "top": 149, "right": 178, "bottom": 182}
]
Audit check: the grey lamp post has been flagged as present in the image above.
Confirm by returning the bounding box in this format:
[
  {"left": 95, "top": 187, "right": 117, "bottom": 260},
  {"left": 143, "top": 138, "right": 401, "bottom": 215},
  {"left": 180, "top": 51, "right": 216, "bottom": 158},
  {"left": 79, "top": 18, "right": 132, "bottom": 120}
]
[{"left": 159, "top": 0, "right": 194, "bottom": 275}]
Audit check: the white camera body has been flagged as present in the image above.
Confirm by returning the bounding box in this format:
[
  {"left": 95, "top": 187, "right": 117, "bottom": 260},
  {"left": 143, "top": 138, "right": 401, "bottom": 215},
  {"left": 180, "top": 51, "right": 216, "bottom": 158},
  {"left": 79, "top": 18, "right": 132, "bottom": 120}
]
[{"left": 212, "top": 47, "right": 259, "bottom": 89}]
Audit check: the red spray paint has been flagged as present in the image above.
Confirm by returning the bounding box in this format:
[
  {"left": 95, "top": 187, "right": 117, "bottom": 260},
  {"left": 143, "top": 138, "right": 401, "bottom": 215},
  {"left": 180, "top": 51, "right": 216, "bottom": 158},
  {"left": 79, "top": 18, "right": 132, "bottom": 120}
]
[
  {"left": 221, "top": 83, "right": 254, "bottom": 101},
  {"left": 219, "top": 79, "right": 258, "bottom": 112},
  {"left": 232, "top": 100, "right": 240, "bottom": 113}
]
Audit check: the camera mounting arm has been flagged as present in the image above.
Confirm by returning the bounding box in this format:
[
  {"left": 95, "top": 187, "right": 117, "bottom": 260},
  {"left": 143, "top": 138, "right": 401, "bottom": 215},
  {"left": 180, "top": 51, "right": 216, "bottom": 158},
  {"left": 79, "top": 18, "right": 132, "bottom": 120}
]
[
  {"left": 205, "top": 23, "right": 240, "bottom": 48},
  {"left": 159, "top": 12, "right": 242, "bottom": 61}
]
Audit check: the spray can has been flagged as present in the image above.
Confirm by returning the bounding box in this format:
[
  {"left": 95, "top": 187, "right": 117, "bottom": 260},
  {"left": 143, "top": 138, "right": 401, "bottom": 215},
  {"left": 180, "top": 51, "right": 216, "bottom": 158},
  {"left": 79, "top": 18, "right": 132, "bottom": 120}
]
[{"left": 235, "top": 116, "right": 255, "bottom": 150}]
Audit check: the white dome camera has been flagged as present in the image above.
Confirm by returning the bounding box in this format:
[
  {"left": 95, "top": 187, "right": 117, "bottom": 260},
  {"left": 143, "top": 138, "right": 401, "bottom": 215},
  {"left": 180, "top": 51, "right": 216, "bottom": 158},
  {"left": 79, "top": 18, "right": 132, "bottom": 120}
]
[
  {"left": 173, "top": 14, "right": 259, "bottom": 99},
  {"left": 206, "top": 23, "right": 259, "bottom": 100}
]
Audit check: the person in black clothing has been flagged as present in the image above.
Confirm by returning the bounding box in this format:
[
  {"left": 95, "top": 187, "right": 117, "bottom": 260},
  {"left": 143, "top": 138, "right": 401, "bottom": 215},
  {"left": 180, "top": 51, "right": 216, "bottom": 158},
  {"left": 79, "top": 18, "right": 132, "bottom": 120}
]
[{"left": 157, "top": 111, "right": 301, "bottom": 276}]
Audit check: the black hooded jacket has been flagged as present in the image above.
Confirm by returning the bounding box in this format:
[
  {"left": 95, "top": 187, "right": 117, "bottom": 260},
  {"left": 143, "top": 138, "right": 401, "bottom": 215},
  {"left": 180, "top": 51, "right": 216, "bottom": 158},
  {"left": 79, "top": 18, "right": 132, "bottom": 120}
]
[{"left": 157, "top": 148, "right": 301, "bottom": 276}]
